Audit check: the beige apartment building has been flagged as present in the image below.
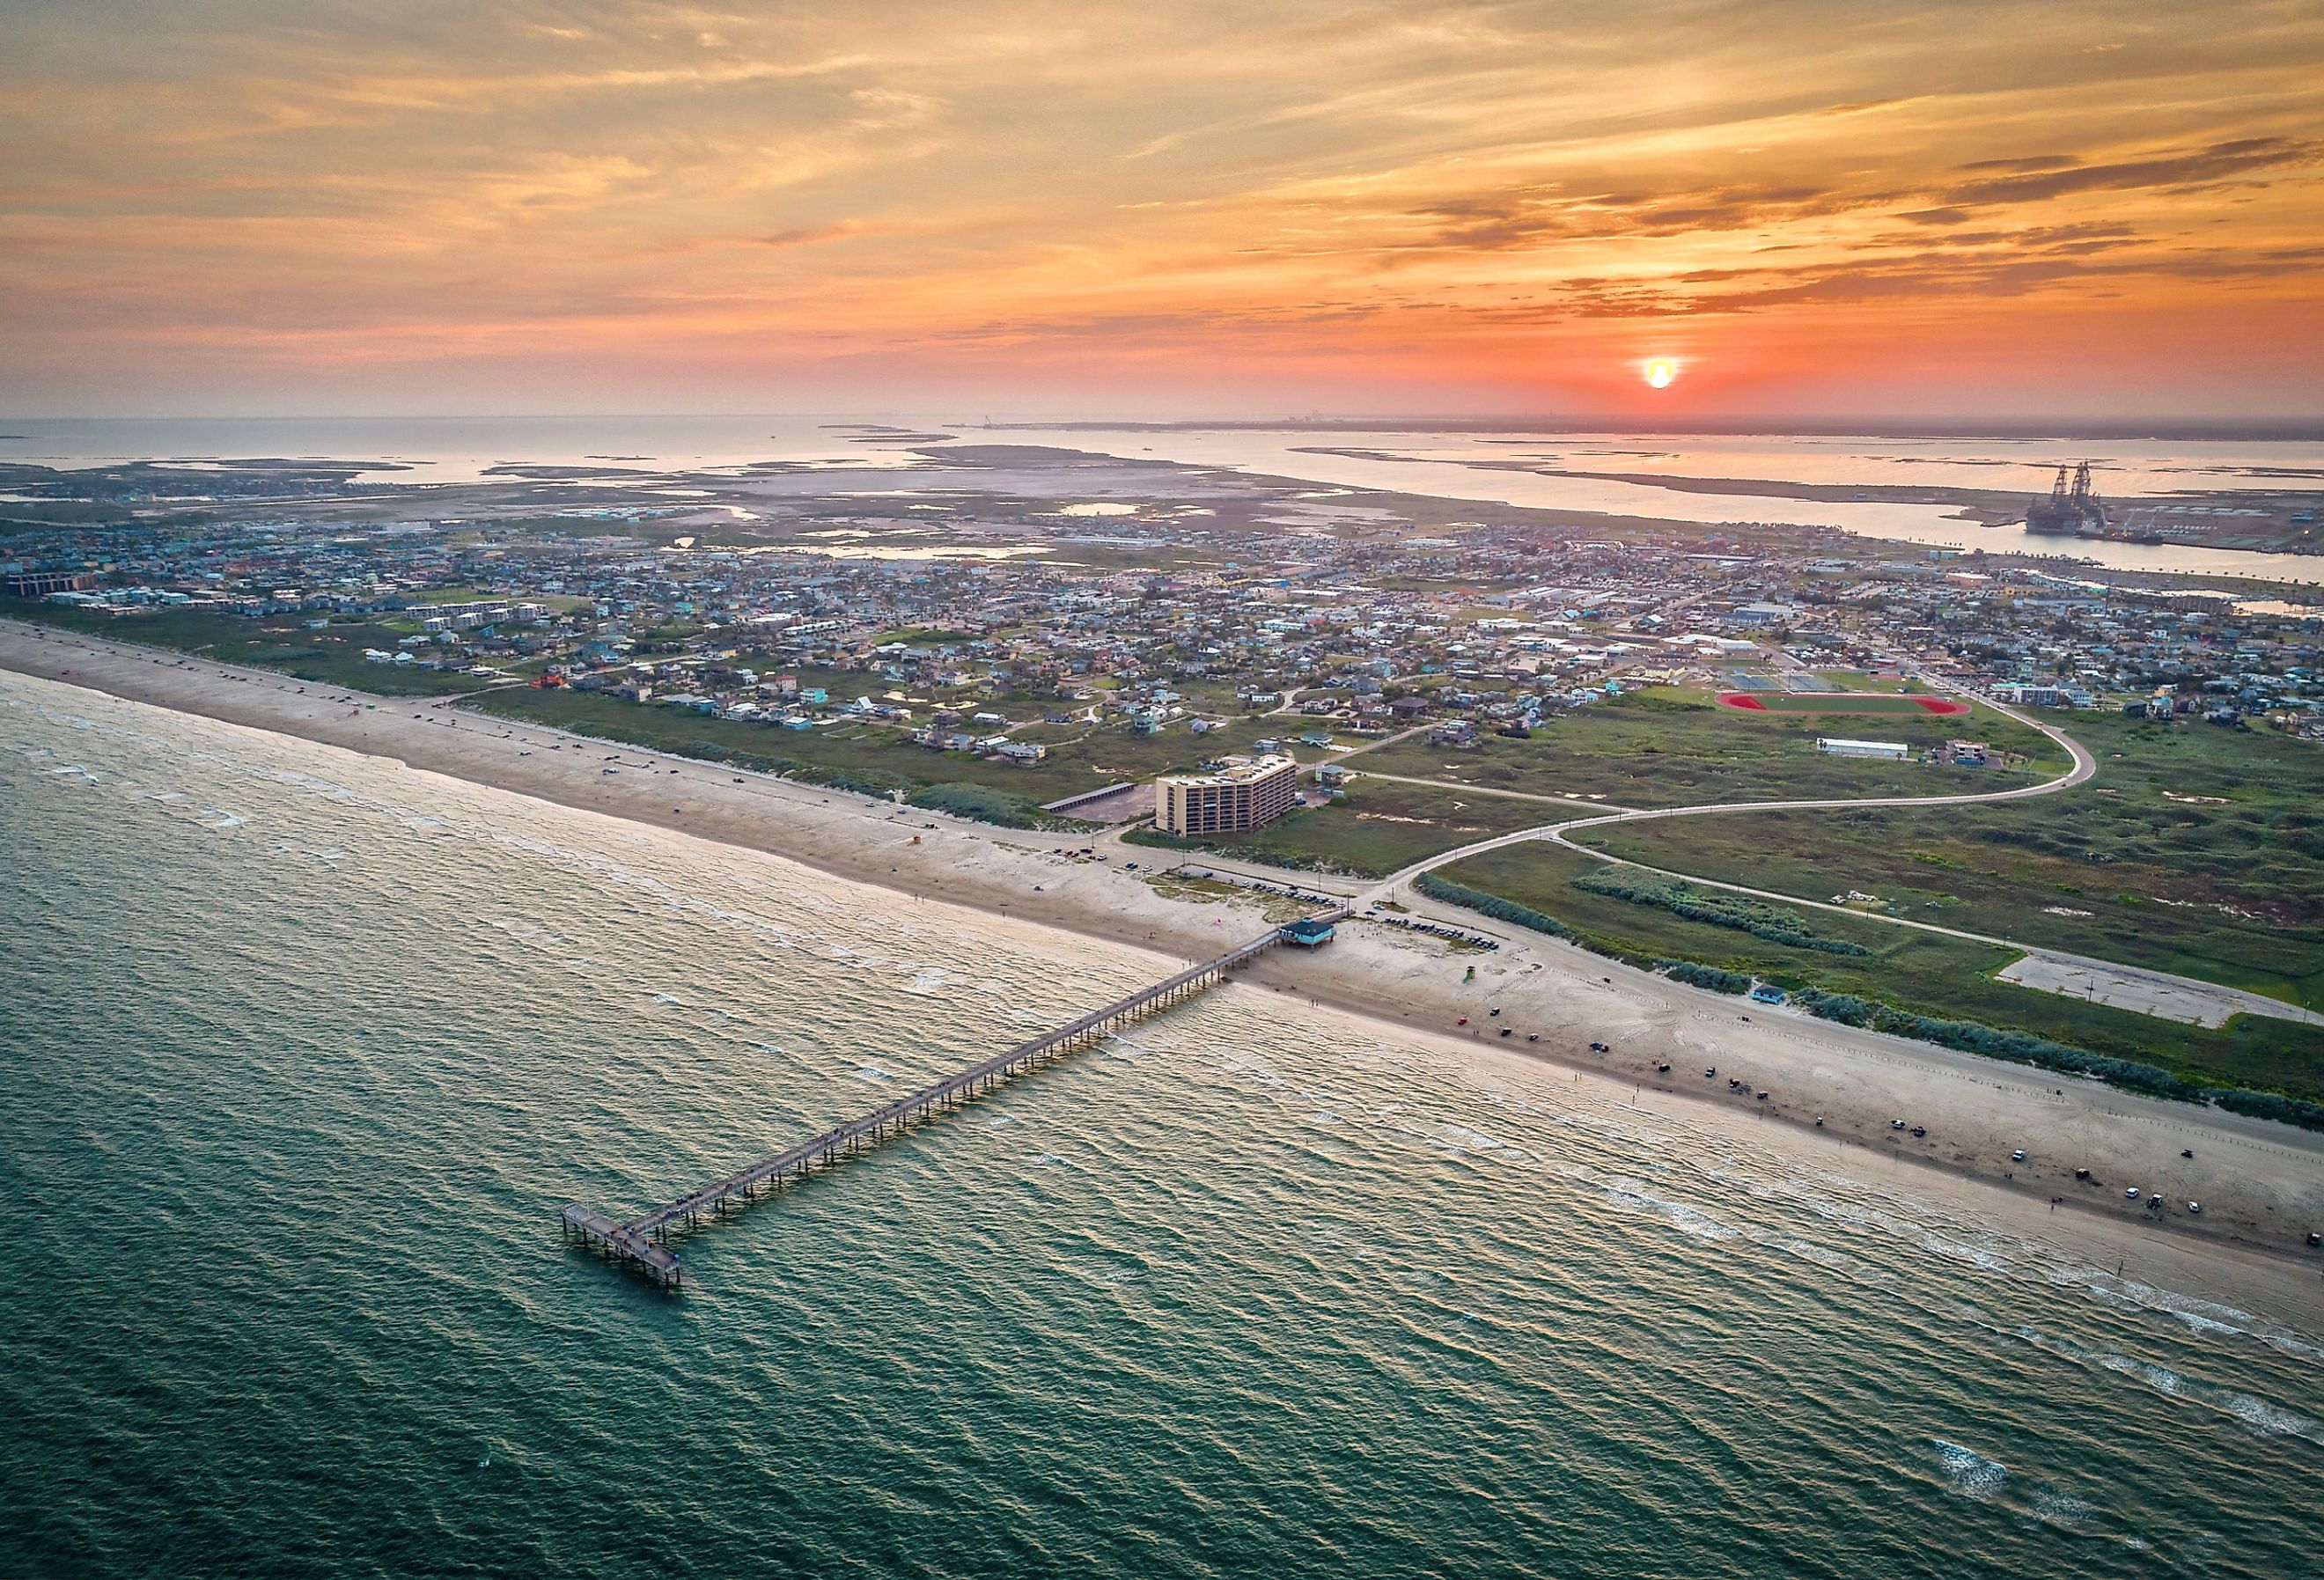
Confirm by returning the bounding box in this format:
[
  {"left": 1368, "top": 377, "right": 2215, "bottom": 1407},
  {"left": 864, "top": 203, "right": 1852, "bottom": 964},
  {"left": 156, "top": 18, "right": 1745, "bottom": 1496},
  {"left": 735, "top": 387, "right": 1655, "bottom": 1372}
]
[{"left": 1154, "top": 753, "right": 1300, "bottom": 836}]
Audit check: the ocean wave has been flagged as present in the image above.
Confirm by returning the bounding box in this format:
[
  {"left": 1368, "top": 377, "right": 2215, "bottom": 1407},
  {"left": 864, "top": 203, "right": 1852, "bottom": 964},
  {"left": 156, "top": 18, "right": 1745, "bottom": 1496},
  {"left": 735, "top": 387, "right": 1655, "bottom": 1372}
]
[
  {"left": 1931, "top": 1437, "right": 2009, "bottom": 1501},
  {"left": 2019, "top": 1326, "right": 2319, "bottom": 1440},
  {"left": 2030, "top": 1486, "right": 2094, "bottom": 1528},
  {"left": 1600, "top": 1178, "right": 1742, "bottom": 1242},
  {"left": 2090, "top": 1280, "right": 2324, "bottom": 1362}
]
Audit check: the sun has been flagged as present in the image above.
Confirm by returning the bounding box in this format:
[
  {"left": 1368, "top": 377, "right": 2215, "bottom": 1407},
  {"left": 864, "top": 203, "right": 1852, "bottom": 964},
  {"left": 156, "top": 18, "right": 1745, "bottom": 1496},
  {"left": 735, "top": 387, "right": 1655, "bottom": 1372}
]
[{"left": 1644, "top": 356, "right": 1678, "bottom": 389}]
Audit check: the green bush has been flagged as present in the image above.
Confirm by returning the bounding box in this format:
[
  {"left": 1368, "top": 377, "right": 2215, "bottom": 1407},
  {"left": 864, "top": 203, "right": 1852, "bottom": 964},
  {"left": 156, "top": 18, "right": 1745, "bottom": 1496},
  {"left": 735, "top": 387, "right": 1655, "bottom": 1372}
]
[
  {"left": 2203, "top": 1087, "right": 2324, "bottom": 1130},
  {"left": 1416, "top": 873, "right": 1571, "bottom": 937},
  {"left": 1573, "top": 868, "right": 1872, "bottom": 955},
  {"left": 1427, "top": 873, "right": 2324, "bottom": 1131},
  {"left": 908, "top": 781, "right": 1046, "bottom": 828},
  {"left": 1788, "top": 986, "right": 2324, "bottom": 1130},
  {"left": 1659, "top": 960, "right": 1751, "bottom": 994}
]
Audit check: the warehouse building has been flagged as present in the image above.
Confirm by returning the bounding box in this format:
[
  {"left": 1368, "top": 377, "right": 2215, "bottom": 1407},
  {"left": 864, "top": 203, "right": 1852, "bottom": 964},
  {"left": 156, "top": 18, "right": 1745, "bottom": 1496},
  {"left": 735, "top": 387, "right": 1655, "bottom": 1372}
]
[{"left": 1815, "top": 737, "right": 1910, "bottom": 761}]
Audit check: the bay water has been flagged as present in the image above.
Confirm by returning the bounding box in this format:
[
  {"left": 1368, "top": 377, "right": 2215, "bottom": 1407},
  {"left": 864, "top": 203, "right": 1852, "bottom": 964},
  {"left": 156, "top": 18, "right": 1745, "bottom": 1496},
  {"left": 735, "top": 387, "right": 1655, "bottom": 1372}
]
[{"left": 4, "top": 416, "right": 2321, "bottom": 585}]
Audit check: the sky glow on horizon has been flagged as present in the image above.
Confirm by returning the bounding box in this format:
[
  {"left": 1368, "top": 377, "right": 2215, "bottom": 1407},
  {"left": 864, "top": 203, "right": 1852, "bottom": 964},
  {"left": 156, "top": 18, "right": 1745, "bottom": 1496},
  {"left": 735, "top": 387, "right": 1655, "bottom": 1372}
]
[{"left": 1, "top": 1, "right": 2320, "bottom": 421}]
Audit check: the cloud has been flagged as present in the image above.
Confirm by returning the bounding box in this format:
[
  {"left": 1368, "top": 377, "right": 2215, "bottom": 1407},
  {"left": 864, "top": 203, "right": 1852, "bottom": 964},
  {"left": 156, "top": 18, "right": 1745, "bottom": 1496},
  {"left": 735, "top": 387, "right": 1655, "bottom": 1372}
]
[
  {"left": 2, "top": 0, "right": 2321, "bottom": 413},
  {"left": 1942, "top": 137, "right": 2319, "bottom": 205},
  {"left": 1957, "top": 154, "right": 2080, "bottom": 173}
]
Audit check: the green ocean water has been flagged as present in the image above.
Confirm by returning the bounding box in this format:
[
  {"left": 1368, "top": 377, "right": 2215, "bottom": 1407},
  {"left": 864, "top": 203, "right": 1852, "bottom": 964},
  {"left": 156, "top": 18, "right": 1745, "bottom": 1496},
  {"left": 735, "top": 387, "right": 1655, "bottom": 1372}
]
[{"left": 3, "top": 669, "right": 2320, "bottom": 1580}]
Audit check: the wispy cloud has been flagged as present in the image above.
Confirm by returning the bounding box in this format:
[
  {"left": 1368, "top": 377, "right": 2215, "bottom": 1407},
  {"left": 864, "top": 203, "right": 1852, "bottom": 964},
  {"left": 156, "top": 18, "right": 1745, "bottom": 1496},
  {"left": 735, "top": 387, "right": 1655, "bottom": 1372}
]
[{"left": 0, "top": 0, "right": 2319, "bottom": 415}]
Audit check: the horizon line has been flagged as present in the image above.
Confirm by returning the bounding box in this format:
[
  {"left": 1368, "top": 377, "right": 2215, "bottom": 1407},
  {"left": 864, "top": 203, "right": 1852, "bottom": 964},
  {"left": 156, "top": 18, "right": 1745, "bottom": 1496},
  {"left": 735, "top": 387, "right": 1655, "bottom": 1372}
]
[{"left": 4, "top": 412, "right": 2321, "bottom": 444}]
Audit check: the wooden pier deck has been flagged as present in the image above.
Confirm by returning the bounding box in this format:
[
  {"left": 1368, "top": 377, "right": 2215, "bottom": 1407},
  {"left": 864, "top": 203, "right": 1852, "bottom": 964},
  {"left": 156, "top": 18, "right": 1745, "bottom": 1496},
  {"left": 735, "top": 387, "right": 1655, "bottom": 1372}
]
[
  {"left": 563, "top": 916, "right": 1338, "bottom": 1290},
  {"left": 559, "top": 1203, "right": 684, "bottom": 1289}
]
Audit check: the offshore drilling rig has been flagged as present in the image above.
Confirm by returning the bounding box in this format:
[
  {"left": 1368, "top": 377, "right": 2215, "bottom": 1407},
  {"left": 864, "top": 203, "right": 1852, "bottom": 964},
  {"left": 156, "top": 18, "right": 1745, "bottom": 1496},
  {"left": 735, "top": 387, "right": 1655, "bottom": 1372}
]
[{"left": 2025, "top": 461, "right": 2107, "bottom": 534}]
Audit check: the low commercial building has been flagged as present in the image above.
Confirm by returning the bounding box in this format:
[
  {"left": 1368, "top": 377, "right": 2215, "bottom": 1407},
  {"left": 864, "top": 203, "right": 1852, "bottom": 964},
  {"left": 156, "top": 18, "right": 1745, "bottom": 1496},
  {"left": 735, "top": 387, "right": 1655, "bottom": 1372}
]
[
  {"left": 1155, "top": 753, "right": 1299, "bottom": 836},
  {"left": 1816, "top": 737, "right": 1910, "bottom": 761},
  {"left": 1279, "top": 915, "right": 1336, "bottom": 947},
  {"left": 7, "top": 570, "right": 99, "bottom": 597}
]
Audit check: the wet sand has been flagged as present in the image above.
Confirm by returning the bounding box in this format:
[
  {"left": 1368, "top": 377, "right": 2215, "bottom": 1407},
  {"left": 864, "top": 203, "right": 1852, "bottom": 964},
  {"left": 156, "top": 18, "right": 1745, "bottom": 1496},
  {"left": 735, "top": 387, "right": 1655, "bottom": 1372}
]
[{"left": 6, "top": 616, "right": 2320, "bottom": 1314}]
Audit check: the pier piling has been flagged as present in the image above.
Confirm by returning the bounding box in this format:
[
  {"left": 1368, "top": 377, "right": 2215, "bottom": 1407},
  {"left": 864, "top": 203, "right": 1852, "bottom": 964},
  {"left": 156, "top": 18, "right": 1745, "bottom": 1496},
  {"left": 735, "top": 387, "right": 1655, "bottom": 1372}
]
[{"left": 562, "top": 915, "right": 1340, "bottom": 1290}]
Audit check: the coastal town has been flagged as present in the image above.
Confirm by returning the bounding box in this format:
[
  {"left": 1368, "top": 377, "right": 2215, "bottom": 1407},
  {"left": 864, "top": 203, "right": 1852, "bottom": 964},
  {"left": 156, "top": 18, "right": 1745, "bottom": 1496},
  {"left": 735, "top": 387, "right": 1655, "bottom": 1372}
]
[
  {"left": 7, "top": 445, "right": 2322, "bottom": 1184},
  {"left": 7, "top": 448, "right": 2320, "bottom": 786},
  {"left": 14, "top": 3, "right": 2324, "bottom": 1569}
]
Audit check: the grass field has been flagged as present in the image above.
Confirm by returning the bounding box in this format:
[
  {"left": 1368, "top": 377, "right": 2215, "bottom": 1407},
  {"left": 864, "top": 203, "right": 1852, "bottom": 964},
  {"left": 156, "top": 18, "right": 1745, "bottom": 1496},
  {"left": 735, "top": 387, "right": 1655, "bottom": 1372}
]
[
  {"left": 1438, "top": 841, "right": 2324, "bottom": 1101},
  {"left": 458, "top": 685, "right": 1254, "bottom": 805},
  {"left": 1569, "top": 710, "right": 2324, "bottom": 1010},
  {"left": 1127, "top": 776, "right": 1555, "bottom": 876},
  {"left": 5, "top": 601, "right": 489, "bottom": 696},
  {"left": 1357, "top": 689, "right": 2060, "bottom": 808}
]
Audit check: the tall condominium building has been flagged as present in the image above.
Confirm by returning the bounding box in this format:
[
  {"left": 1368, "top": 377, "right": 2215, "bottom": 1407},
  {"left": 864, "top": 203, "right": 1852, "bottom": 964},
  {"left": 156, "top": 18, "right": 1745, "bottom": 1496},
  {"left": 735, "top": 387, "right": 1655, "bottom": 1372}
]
[{"left": 1154, "top": 753, "right": 1299, "bottom": 836}]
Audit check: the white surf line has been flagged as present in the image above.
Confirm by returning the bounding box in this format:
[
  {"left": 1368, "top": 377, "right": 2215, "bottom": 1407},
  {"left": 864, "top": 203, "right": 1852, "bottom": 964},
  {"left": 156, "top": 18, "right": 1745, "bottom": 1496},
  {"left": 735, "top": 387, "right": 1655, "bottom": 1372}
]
[{"left": 11, "top": 621, "right": 2309, "bottom": 1028}]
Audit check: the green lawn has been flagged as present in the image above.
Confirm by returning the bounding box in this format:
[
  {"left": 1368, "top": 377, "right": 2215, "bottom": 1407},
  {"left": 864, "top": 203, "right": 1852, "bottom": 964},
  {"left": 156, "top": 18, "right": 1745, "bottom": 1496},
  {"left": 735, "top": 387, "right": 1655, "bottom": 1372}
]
[
  {"left": 1438, "top": 841, "right": 2324, "bottom": 1102},
  {"left": 6, "top": 601, "right": 489, "bottom": 696},
  {"left": 1356, "top": 689, "right": 2059, "bottom": 808},
  {"left": 1569, "top": 710, "right": 2324, "bottom": 1009}
]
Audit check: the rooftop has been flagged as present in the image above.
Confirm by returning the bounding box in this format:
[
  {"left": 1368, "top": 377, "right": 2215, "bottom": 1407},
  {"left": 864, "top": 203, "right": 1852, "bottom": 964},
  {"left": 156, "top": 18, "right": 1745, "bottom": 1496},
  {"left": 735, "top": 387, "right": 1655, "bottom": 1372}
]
[{"left": 1158, "top": 753, "right": 1296, "bottom": 789}]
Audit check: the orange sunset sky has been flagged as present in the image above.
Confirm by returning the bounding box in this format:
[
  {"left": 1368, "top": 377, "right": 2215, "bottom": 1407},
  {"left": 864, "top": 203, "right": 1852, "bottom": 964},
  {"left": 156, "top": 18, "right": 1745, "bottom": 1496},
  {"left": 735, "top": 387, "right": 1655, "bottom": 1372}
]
[{"left": 3, "top": 1, "right": 2320, "bottom": 421}]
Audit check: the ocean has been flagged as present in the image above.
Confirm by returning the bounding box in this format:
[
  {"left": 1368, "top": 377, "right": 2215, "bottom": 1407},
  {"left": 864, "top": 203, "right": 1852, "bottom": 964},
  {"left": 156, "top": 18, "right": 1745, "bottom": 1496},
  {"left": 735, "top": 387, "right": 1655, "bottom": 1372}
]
[{"left": 3, "top": 669, "right": 2320, "bottom": 1579}]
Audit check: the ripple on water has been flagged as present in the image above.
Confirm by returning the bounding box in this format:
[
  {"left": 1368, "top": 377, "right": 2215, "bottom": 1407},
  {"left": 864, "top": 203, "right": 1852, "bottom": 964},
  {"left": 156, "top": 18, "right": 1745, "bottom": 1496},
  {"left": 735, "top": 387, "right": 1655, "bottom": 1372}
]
[{"left": 4, "top": 668, "right": 2321, "bottom": 1580}]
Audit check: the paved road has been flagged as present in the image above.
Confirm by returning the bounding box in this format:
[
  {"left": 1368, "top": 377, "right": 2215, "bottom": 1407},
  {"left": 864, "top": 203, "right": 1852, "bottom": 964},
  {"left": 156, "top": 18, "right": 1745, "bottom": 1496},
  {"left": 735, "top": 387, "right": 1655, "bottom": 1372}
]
[
  {"left": 1350, "top": 768, "right": 1630, "bottom": 815},
  {"left": 1352, "top": 687, "right": 2321, "bottom": 1028},
  {"left": 21, "top": 623, "right": 2304, "bottom": 1030},
  {"left": 1357, "top": 687, "right": 2094, "bottom": 900}
]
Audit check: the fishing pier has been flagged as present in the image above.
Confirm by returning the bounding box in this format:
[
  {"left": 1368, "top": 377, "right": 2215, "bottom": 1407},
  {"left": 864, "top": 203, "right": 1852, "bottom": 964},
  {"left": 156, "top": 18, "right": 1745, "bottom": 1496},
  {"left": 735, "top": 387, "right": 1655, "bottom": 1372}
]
[{"left": 563, "top": 915, "right": 1339, "bottom": 1290}]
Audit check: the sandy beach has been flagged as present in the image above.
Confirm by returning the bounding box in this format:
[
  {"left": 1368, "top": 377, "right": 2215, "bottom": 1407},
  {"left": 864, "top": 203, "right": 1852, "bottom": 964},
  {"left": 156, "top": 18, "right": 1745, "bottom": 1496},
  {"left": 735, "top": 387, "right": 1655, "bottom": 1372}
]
[{"left": 6, "top": 616, "right": 2321, "bottom": 1316}]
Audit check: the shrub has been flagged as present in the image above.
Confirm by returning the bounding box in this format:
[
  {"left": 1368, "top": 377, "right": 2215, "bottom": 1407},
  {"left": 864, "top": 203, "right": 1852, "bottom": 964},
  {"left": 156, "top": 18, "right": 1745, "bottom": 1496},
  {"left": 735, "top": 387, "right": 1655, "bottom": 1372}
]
[
  {"left": 1789, "top": 988, "right": 2208, "bottom": 1103},
  {"left": 908, "top": 781, "right": 1046, "bottom": 828},
  {"left": 1423, "top": 883, "right": 2324, "bottom": 1132},
  {"left": 2203, "top": 1087, "right": 2324, "bottom": 1130},
  {"left": 1573, "top": 868, "right": 1872, "bottom": 955},
  {"left": 1659, "top": 960, "right": 1750, "bottom": 994},
  {"left": 1416, "top": 872, "right": 1571, "bottom": 937}
]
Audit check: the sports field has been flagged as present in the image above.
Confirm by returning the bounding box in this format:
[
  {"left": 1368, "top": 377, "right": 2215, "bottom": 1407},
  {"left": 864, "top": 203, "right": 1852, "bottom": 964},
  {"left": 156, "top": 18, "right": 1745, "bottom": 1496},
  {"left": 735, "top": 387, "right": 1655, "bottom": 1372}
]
[{"left": 1717, "top": 691, "right": 1971, "bottom": 716}]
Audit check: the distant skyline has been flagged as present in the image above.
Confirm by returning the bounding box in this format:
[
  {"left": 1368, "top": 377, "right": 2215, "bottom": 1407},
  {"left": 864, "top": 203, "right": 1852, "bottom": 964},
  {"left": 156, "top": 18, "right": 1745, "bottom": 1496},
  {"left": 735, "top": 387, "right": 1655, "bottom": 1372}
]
[{"left": 4, "top": 1, "right": 2320, "bottom": 420}]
